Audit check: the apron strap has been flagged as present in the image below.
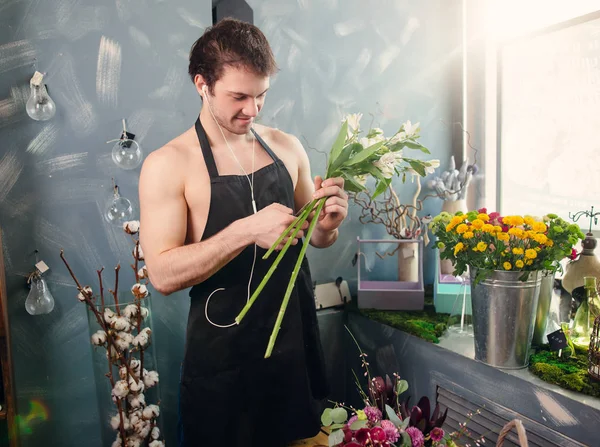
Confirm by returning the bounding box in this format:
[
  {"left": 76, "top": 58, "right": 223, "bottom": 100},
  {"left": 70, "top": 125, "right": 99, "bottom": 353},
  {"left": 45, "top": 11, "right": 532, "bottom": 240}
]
[
  {"left": 195, "top": 117, "right": 219, "bottom": 179},
  {"left": 251, "top": 128, "right": 282, "bottom": 165}
]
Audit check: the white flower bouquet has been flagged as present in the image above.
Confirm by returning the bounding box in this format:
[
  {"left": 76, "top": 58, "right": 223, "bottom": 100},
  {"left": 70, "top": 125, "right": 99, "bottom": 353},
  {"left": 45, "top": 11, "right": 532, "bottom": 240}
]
[{"left": 234, "top": 113, "right": 437, "bottom": 358}]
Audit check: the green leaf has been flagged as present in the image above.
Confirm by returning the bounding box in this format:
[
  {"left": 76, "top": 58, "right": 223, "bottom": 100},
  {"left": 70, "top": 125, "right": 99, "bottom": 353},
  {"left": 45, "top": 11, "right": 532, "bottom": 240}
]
[
  {"left": 331, "top": 407, "right": 348, "bottom": 424},
  {"left": 408, "top": 160, "right": 426, "bottom": 177},
  {"left": 328, "top": 429, "right": 345, "bottom": 447},
  {"left": 345, "top": 141, "right": 385, "bottom": 166},
  {"left": 404, "top": 140, "right": 430, "bottom": 153},
  {"left": 328, "top": 121, "right": 349, "bottom": 171},
  {"left": 385, "top": 404, "right": 403, "bottom": 427},
  {"left": 401, "top": 416, "right": 410, "bottom": 430},
  {"left": 350, "top": 420, "right": 368, "bottom": 430},
  {"left": 372, "top": 178, "right": 391, "bottom": 200},
  {"left": 396, "top": 379, "right": 409, "bottom": 396},
  {"left": 321, "top": 408, "right": 333, "bottom": 427},
  {"left": 401, "top": 431, "right": 412, "bottom": 447},
  {"left": 341, "top": 173, "right": 366, "bottom": 193},
  {"left": 329, "top": 423, "right": 346, "bottom": 430},
  {"left": 328, "top": 143, "right": 360, "bottom": 176}
]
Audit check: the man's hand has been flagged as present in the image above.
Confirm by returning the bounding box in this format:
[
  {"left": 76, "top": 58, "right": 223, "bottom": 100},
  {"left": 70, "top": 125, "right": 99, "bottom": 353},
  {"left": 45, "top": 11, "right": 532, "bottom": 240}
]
[
  {"left": 244, "top": 203, "right": 309, "bottom": 250},
  {"left": 311, "top": 176, "right": 348, "bottom": 232}
]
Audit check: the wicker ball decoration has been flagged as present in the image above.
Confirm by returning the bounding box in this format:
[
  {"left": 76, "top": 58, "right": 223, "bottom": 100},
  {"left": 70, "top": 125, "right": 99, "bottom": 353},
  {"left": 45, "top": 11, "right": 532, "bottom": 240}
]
[{"left": 589, "top": 314, "right": 600, "bottom": 381}]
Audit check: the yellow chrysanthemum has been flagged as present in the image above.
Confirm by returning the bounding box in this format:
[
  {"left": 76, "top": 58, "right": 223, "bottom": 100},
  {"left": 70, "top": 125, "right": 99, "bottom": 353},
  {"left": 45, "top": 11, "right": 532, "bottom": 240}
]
[
  {"left": 525, "top": 249, "right": 537, "bottom": 259},
  {"left": 497, "top": 233, "right": 510, "bottom": 242},
  {"left": 526, "top": 259, "right": 533, "bottom": 266},
  {"left": 512, "top": 247, "right": 524, "bottom": 255},
  {"left": 535, "top": 246, "right": 541, "bottom": 252},
  {"left": 546, "top": 239, "right": 554, "bottom": 247},
  {"left": 456, "top": 223, "right": 469, "bottom": 234},
  {"left": 524, "top": 216, "right": 535, "bottom": 226},
  {"left": 493, "top": 226, "right": 503, "bottom": 233},
  {"left": 515, "top": 260, "right": 524, "bottom": 268},
  {"left": 534, "top": 234, "right": 548, "bottom": 244},
  {"left": 508, "top": 228, "right": 523, "bottom": 238},
  {"left": 512, "top": 216, "right": 524, "bottom": 226},
  {"left": 451, "top": 216, "right": 463, "bottom": 226},
  {"left": 503, "top": 216, "right": 513, "bottom": 226},
  {"left": 471, "top": 219, "right": 484, "bottom": 230},
  {"left": 454, "top": 242, "right": 465, "bottom": 256},
  {"left": 477, "top": 213, "right": 490, "bottom": 222},
  {"left": 482, "top": 224, "right": 495, "bottom": 233},
  {"left": 533, "top": 222, "right": 547, "bottom": 233},
  {"left": 504, "top": 262, "right": 512, "bottom": 270},
  {"left": 476, "top": 241, "right": 488, "bottom": 252},
  {"left": 445, "top": 223, "right": 455, "bottom": 232},
  {"left": 463, "top": 231, "right": 474, "bottom": 239}
]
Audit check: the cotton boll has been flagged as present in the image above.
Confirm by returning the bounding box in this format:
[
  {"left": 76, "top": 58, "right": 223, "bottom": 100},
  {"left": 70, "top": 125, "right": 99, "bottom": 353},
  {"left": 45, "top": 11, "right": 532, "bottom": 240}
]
[
  {"left": 140, "top": 307, "right": 149, "bottom": 319},
  {"left": 112, "top": 380, "right": 129, "bottom": 399},
  {"left": 151, "top": 427, "right": 160, "bottom": 440},
  {"left": 91, "top": 330, "right": 107, "bottom": 345},
  {"left": 131, "top": 283, "right": 148, "bottom": 299},
  {"left": 123, "top": 304, "right": 139, "bottom": 319},
  {"left": 128, "top": 375, "right": 145, "bottom": 393},
  {"left": 114, "top": 332, "right": 134, "bottom": 351},
  {"left": 111, "top": 435, "right": 122, "bottom": 447},
  {"left": 77, "top": 285, "right": 93, "bottom": 302},
  {"left": 126, "top": 436, "right": 143, "bottom": 447},
  {"left": 112, "top": 316, "right": 132, "bottom": 332},
  {"left": 134, "top": 244, "right": 144, "bottom": 261},
  {"left": 128, "top": 392, "right": 145, "bottom": 409},
  {"left": 110, "top": 413, "right": 130, "bottom": 431},
  {"left": 149, "top": 441, "right": 165, "bottom": 447},
  {"left": 143, "top": 370, "right": 159, "bottom": 388},
  {"left": 133, "top": 328, "right": 151, "bottom": 348},
  {"left": 106, "top": 345, "right": 119, "bottom": 361},
  {"left": 104, "top": 308, "right": 116, "bottom": 324},
  {"left": 142, "top": 404, "right": 160, "bottom": 420},
  {"left": 130, "top": 359, "right": 141, "bottom": 375},
  {"left": 134, "top": 420, "right": 151, "bottom": 438},
  {"left": 123, "top": 220, "right": 140, "bottom": 234},
  {"left": 129, "top": 409, "right": 142, "bottom": 425},
  {"left": 138, "top": 265, "right": 148, "bottom": 279}
]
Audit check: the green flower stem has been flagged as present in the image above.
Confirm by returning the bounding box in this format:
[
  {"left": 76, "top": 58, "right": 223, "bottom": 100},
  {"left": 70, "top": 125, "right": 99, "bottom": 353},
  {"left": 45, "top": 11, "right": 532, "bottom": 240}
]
[
  {"left": 264, "top": 197, "right": 327, "bottom": 358},
  {"left": 263, "top": 198, "right": 319, "bottom": 260},
  {"left": 234, "top": 201, "right": 314, "bottom": 325}
]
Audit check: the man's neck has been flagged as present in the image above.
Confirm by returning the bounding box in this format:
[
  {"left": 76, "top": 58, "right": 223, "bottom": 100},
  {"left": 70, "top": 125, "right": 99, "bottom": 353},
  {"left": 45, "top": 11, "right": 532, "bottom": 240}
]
[{"left": 199, "top": 108, "right": 250, "bottom": 149}]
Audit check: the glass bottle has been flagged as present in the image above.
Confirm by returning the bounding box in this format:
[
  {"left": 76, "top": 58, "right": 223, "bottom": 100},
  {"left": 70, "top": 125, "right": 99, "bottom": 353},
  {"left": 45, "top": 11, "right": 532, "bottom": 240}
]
[{"left": 572, "top": 276, "right": 600, "bottom": 348}]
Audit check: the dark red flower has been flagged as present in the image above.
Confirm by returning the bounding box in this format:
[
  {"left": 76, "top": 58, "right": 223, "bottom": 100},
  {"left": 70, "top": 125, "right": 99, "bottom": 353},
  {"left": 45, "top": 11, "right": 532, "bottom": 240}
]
[
  {"left": 370, "top": 427, "right": 387, "bottom": 442},
  {"left": 569, "top": 249, "right": 578, "bottom": 260},
  {"left": 355, "top": 428, "right": 371, "bottom": 444},
  {"left": 343, "top": 427, "right": 353, "bottom": 443},
  {"left": 478, "top": 207, "right": 487, "bottom": 214},
  {"left": 345, "top": 443, "right": 361, "bottom": 447}
]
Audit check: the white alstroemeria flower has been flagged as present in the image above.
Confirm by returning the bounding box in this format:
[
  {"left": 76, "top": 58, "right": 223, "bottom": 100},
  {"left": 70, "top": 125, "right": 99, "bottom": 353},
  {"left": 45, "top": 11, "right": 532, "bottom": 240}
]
[
  {"left": 149, "top": 441, "right": 165, "bottom": 447},
  {"left": 425, "top": 159, "right": 440, "bottom": 174},
  {"left": 143, "top": 370, "right": 159, "bottom": 388},
  {"left": 123, "top": 220, "right": 140, "bottom": 235},
  {"left": 123, "top": 304, "right": 139, "bottom": 319},
  {"left": 359, "top": 133, "right": 385, "bottom": 149},
  {"left": 131, "top": 283, "right": 149, "bottom": 299},
  {"left": 77, "top": 286, "right": 93, "bottom": 302},
  {"left": 374, "top": 152, "right": 403, "bottom": 179},
  {"left": 112, "top": 317, "right": 132, "bottom": 332},
  {"left": 138, "top": 265, "right": 148, "bottom": 280},
  {"left": 343, "top": 113, "right": 362, "bottom": 136},
  {"left": 104, "top": 308, "right": 116, "bottom": 324},
  {"left": 355, "top": 174, "right": 368, "bottom": 187},
  {"left": 402, "top": 120, "right": 420, "bottom": 138},
  {"left": 389, "top": 131, "right": 407, "bottom": 144},
  {"left": 134, "top": 244, "right": 144, "bottom": 261},
  {"left": 151, "top": 426, "right": 160, "bottom": 440},
  {"left": 128, "top": 392, "right": 146, "bottom": 409},
  {"left": 110, "top": 413, "right": 130, "bottom": 431},
  {"left": 142, "top": 404, "right": 160, "bottom": 420},
  {"left": 91, "top": 330, "right": 107, "bottom": 346},
  {"left": 112, "top": 380, "right": 129, "bottom": 399},
  {"left": 128, "top": 375, "right": 145, "bottom": 393},
  {"left": 114, "top": 332, "right": 134, "bottom": 351}
]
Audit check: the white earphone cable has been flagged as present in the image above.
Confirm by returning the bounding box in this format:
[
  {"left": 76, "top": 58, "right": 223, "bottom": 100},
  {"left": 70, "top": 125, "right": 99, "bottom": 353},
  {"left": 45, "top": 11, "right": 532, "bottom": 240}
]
[{"left": 202, "top": 86, "right": 258, "bottom": 328}]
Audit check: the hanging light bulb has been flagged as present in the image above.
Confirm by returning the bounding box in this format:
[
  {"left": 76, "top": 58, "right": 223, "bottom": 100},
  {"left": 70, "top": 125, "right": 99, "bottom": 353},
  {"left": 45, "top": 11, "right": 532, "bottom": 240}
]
[
  {"left": 26, "top": 71, "right": 56, "bottom": 121},
  {"left": 110, "top": 119, "right": 143, "bottom": 170},
  {"left": 25, "top": 273, "right": 55, "bottom": 315},
  {"left": 105, "top": 182, "right": 133, "bottom": 225}
]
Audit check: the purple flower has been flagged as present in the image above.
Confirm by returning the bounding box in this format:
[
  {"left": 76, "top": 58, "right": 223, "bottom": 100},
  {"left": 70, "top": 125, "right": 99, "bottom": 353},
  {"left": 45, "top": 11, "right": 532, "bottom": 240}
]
[
  {"left": 364, "top": 406, "right": 382, "bottom": 423},
  {"left": 406, "top": 427, "right": 425, "bottom": 447},
  {"left": 347, "top": 415, "right": 358, "bottom": 428},
  {"left": 430, "top": 427, "right": 445, "bottom": 442},
  {"left": 380, "top": 420, "right": 400, "bottom": 443}
]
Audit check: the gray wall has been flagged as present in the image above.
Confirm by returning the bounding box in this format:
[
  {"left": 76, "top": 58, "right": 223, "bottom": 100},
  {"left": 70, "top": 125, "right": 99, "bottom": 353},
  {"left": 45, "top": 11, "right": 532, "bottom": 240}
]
[{"left": 0, "top": 0, "right": 461, "bottom": 445}]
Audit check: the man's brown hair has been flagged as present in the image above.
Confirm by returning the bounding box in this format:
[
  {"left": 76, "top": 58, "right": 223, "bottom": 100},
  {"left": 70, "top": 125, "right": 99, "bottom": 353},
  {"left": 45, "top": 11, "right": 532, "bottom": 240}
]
[{"left": 188, "top": 18, "right": 278, "bottom": 92}]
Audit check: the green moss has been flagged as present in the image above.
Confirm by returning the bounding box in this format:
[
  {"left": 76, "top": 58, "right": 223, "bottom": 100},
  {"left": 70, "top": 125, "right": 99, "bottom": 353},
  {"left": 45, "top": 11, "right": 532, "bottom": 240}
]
[{"left": 529, "top": 346, "right": 600, "bottom": 398}]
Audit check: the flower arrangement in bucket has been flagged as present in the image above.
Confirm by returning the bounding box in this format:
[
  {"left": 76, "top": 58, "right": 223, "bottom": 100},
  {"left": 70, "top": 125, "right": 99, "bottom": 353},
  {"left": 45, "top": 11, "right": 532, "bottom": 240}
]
[
  {"left": 321, "top": 328, "right": 486, "bottom": 447},
  {"left": 60, "top": 221, "right": 165, "bottom": 447},
  {"left": 235, "top": 113, "right": 437, "bottom": 357},
  {"left": 429, "top": 209, "right": 585, "bottom": 284}
]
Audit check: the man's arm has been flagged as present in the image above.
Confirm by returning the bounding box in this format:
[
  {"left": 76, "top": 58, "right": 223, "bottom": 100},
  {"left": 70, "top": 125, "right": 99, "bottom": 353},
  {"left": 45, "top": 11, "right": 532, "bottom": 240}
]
[
  {"left": 291, "top": 136, "right": 347, "bottom": 248},
  {"left": 139, "top": 148, "right": 302, "bottom": 295},
  {"left": 139, "top": 149, "right": 253, "bottom": 295}
]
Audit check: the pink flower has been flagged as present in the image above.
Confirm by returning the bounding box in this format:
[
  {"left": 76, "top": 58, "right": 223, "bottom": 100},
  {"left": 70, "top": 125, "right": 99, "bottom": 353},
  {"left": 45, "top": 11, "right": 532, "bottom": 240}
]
[
  {"left": 569, "top": 249, "right": 578, "bottom": 260},
  {"left": 430, "top": 427, "right": 445, "bottom": 442},
  {"left": 347, "top": 415, "right": 358, "bottom": 428},
  {"left": 380, "top": 420, "right": 400, "bottom": 443},
  {"left": 478, "top": 207, "right": 487, "bottom": 214},
  {"left": 406, "top": 427, "right": 425, "bottom": 447},
  {"left": 489, "top": 212, "right": 500, "bottom": 221},
  {"left": 364, "top": 406, "right": 382, "bottom": 423}
]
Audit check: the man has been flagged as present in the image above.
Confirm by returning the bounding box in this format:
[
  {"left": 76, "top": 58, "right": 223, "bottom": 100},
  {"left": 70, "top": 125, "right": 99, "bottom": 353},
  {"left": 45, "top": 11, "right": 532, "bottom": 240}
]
[{"left": 139, "top": 18, "right": 349, "bottom": 447}]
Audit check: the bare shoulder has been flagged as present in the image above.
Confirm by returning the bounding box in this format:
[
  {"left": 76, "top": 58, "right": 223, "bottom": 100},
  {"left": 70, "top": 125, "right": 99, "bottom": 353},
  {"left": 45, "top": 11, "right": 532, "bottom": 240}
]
[{"left": 253, "top": 124, "right": 306, "bottom": 158}]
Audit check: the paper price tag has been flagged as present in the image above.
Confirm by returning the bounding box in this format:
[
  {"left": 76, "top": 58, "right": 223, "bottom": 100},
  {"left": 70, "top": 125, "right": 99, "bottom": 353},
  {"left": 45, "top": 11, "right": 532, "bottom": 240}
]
[
  {"left": 547, "top": 329, "right": 568, "bottom": 351},
  {"left": 35, "top": 260, "right": 49, "bottom": 274}
]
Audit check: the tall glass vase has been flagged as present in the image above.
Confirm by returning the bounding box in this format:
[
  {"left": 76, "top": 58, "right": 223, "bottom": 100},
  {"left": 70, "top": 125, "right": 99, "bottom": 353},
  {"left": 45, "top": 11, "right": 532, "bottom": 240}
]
[{"left": 86, "top": 294, "right": 164, "bottom": 445}]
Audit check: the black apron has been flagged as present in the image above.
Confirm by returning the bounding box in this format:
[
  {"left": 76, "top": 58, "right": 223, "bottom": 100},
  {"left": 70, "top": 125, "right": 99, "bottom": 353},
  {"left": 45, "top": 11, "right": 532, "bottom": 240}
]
[{"left": 178, "top": 118, "right": 329, "bottom": 447}]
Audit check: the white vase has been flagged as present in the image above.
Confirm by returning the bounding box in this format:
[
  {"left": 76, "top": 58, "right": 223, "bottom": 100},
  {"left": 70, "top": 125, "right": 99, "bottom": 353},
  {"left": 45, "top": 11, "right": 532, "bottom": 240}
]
[
  {"left": 397, "top": 241, "right": 420, "bottom": 282},
  {"left": 439, "top": 199, "right": 469, "bottom": 275}
]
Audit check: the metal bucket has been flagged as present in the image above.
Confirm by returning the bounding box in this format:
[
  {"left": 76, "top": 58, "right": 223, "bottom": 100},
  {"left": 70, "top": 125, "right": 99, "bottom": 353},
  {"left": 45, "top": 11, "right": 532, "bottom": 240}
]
[
  {"left": 469, "top": 268, "right": 542, "bottom": 369},
  {"left": 532, "top": 271, "right": 555, "bottom": 346}
]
